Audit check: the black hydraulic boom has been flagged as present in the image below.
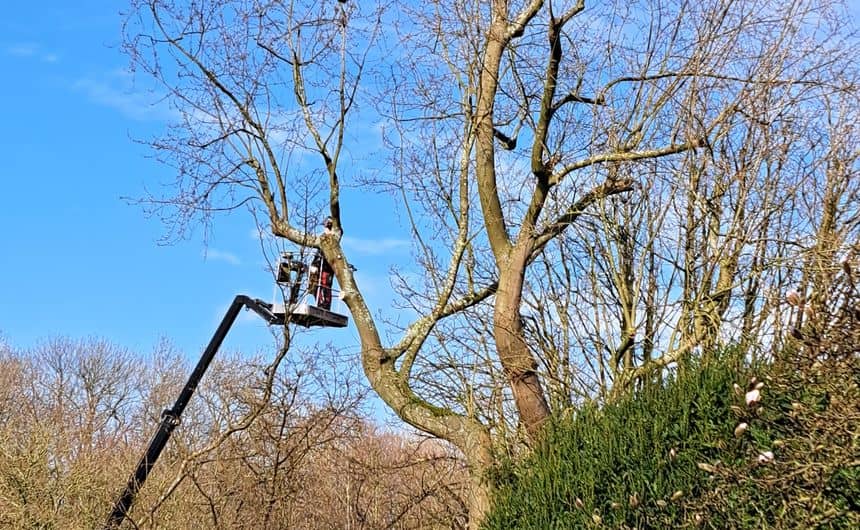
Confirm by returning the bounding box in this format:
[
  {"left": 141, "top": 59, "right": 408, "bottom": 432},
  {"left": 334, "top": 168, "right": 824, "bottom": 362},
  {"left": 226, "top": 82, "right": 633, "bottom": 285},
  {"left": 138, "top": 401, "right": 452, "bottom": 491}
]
[{"left": 104, "top": 295, "right": 284, "bottom": 529}]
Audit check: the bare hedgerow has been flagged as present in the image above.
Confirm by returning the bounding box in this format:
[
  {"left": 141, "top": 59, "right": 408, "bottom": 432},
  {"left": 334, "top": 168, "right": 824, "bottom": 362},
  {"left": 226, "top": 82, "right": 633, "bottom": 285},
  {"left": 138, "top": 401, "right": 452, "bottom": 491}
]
[{"left": 0, "top": 338, "right": 469, "bottom": 529}]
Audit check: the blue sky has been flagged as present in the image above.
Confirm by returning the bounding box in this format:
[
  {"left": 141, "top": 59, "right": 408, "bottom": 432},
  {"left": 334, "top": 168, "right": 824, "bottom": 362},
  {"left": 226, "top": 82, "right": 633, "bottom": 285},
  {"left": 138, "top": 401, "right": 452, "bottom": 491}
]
[
  {"left": 3, "top": 0, "right": 859, "bottom": 359},
  {"left": 0, "top": 2, "right": 409, "bottom": 359}
]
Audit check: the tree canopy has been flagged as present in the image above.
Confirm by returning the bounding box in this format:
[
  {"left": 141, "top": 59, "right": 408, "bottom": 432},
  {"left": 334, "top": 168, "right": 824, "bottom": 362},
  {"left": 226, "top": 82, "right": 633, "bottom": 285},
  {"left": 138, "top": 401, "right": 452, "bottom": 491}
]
[{"left": 121, "top": 0, "right": 860, "bottom": 526}]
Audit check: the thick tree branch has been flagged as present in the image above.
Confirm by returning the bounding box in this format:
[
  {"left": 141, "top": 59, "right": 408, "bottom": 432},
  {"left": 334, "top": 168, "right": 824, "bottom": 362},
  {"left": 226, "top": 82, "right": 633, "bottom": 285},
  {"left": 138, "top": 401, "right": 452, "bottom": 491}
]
[
  {"left": 493, "top": 127, "right": 517, "bottom": 150},
  {"left": 533, "top": 178, "right": 637, "bottom": 252},
  {"left": 552, "top": 92, "right": 605, "bottom": 110},
  {"left": 550, "top": 139, "right": 705, "bottom": 186}
]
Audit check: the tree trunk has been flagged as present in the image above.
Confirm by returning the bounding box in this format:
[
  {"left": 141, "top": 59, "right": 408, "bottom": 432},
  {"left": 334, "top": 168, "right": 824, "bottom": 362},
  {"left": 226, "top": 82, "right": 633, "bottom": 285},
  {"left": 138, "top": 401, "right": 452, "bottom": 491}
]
[
  {"left": 474, "top": 8, "right": 552, "bottom": 441},
  {"left": 461, "top": 428, "right": 494, "bottom": 529},
  {"left": 322, "top": 234, "right": 495, "bottom": 528},
  {"left": 494, "top": 249, "right": 551, "bottom": 439}
]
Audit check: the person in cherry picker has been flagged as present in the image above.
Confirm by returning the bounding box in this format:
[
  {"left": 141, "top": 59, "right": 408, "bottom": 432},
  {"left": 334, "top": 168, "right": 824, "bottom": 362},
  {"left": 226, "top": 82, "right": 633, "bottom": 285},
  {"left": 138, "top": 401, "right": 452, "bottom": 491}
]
[{"left": 310, "top": 217, "right": 337, "bottom": 310}]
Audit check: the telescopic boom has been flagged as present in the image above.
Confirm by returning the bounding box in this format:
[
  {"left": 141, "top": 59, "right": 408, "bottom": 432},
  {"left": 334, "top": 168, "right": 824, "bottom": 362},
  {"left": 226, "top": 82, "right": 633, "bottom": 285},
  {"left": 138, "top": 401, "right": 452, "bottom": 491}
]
[{"left": 104, "top": 295, "right": 284, "bottom": 529}]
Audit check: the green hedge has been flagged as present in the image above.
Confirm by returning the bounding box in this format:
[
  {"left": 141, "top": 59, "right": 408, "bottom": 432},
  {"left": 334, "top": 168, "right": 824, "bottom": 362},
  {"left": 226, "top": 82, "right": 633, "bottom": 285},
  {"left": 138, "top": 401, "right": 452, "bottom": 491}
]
[{"left": 484, "top": 352, "right": 859, "bottom": 529}]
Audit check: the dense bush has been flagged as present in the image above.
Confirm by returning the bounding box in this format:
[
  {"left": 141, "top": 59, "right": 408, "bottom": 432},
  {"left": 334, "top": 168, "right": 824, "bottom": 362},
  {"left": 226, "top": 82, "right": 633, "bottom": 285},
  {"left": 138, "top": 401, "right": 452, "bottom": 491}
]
[{"left": 484, "top": 350, "right": 859, "bottom": 529}]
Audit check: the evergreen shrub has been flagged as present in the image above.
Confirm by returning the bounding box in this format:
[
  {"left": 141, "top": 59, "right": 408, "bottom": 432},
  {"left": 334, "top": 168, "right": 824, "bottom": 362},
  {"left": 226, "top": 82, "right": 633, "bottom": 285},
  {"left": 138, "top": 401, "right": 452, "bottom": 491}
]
[{"left": 484, "top": 349, "right": 859, "bottom": 529}]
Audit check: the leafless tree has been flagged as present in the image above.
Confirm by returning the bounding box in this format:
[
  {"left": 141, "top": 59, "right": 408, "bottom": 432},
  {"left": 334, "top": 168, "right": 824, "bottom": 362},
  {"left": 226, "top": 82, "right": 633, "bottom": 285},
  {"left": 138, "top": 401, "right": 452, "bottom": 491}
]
[
  {"left": 521, "top": 25, "right": 859, "bottom": 402},
  {"left": 120, "top": 0, "right": 858, "bottom": 524},
  {"left": 2, "top": 336, "right": 463, "bottom": 528}
]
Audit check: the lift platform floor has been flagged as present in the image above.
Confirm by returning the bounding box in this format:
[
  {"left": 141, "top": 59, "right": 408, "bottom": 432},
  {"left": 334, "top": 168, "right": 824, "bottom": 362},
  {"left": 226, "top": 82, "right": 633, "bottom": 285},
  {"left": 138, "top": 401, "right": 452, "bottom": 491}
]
[{"left": 272, "top": 302, "right": 349, "bottom": 328}]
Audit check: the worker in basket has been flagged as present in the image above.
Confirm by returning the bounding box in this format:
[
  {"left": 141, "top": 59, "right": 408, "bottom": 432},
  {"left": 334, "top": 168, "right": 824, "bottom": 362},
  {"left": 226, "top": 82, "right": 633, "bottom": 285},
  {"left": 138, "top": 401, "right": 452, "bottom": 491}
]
[{"left": 309, "top": 217, "right": 337, "bottom": 310}]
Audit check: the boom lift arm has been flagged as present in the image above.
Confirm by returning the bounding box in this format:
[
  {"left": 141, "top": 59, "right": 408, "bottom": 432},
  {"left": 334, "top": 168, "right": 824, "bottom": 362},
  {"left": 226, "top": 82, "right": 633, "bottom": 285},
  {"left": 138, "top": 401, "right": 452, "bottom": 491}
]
[{"left": 104, "top": 295, "right": 285, "bottom": 529}]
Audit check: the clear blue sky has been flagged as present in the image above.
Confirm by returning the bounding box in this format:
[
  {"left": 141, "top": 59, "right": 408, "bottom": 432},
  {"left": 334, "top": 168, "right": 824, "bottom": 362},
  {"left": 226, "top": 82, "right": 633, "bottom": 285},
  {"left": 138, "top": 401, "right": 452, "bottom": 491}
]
[
  {"left": 0, "top": 1, "right": 408, "bottom": 359},
  {"left": 4, "top": 1, "right": 858, "bottom": 358}
]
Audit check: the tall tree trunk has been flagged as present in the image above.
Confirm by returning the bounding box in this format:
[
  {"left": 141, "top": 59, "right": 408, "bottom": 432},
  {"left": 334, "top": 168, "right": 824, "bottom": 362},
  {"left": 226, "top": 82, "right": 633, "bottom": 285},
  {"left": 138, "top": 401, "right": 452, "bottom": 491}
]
[
  {"left": 323, "top": 234, "right": 495, "bottom": 528},
  {"left": 474, "top": 6, "right": 552, "bottom": 440},
  {"left": 494, "top": 246, "right": 551, "bottom": 438}
]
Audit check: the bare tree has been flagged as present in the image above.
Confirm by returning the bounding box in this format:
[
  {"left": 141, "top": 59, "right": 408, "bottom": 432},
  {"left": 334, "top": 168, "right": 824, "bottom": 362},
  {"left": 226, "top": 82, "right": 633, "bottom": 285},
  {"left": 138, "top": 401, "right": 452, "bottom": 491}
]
[
  {"left": 521, "top": 14, "right": 859, "bottom": 401},
  {"left": 121, "top": 0, "right": 858, "bottom": 525},
  {"left": 0, "top": 336, "right": 469, "bottom": 529}
]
